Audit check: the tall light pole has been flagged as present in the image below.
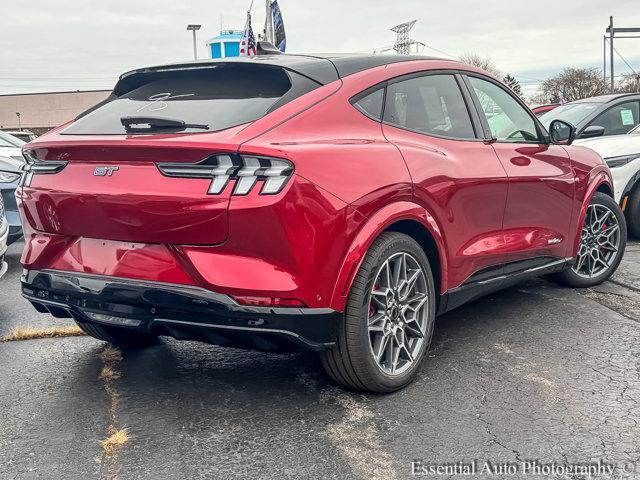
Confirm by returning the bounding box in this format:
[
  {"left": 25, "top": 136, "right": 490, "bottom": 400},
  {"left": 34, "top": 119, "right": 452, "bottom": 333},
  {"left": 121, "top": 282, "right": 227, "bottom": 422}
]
[
  {"left": 187, "top": 24, "right": 201, "bottom": 60},
  {"left": 15, "top": 112, "right": 21, "bottom": 131}
]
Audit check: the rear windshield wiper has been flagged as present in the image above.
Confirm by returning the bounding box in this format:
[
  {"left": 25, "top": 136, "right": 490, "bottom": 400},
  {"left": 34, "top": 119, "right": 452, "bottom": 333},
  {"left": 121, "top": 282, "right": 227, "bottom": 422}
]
[{"left": 120, "top": 116, "right": 210, "bottom": 132}]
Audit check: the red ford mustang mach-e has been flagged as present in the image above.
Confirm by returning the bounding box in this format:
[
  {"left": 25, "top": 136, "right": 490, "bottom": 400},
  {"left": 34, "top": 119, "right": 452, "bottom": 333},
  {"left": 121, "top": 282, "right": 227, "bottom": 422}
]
[{"left": 17, "top": 52, "right": 626, "bottom": 392}]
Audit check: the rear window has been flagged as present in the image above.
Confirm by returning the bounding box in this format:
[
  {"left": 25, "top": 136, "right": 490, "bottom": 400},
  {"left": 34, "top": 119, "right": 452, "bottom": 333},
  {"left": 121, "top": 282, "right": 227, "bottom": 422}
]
[{"left": 63, "top": 64, "right": 320, "bottom": 135}]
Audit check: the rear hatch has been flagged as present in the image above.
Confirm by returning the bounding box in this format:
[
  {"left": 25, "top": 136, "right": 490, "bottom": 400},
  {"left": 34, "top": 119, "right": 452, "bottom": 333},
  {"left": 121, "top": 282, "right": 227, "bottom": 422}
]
[{"left": 19, "top": 62, "right": 325, "bottom": 245}]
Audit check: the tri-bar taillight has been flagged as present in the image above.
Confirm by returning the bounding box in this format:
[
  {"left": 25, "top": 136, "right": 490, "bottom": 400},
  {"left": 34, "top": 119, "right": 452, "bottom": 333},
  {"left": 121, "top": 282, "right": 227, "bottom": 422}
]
[{"left": 157, "top": 154, "right": 294, "bottom": 196}]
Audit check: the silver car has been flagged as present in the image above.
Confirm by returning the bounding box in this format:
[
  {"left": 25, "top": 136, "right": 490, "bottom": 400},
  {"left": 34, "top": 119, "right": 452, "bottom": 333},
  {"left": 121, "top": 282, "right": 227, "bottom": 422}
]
[{"left": 0, "top": 195, "right": 8, "bottom": 279}]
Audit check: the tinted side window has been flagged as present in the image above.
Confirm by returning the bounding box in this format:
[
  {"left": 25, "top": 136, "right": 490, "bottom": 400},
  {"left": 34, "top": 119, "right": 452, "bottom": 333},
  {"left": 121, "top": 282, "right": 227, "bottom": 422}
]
[
  {"left": 353, "top": 89, "right": 384, "bottom": 121},
  {"left": 383, "top": 74, "right": 475, "bottom": 139},
  {"left": 468, "top": 76, "right": 539, "bottom": 143},
  {"left": 589, "top": 101, "right": 640, "bottom": 135}
]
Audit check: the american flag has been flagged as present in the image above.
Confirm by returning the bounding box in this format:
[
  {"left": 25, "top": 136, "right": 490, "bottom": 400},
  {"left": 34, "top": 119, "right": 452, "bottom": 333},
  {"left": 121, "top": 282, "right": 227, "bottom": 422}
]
[
  {"left": 240, "top": 13, "right": 256, "bottom": 57},
  {"left": 559, "top": 85, "right": 569, "bottom": 105}
]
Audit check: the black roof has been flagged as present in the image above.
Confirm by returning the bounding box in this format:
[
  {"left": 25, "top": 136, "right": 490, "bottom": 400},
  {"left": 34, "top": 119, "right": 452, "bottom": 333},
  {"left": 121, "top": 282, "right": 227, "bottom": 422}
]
[{"left": 116, "top": 53, "right": 445, "bottom": 92}]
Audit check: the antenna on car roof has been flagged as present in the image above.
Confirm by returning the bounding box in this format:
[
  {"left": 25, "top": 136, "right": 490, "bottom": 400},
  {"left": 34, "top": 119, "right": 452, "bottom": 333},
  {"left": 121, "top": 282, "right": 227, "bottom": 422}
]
[{"left": 256, "top": 42, "right": 283, "bottom": 55}]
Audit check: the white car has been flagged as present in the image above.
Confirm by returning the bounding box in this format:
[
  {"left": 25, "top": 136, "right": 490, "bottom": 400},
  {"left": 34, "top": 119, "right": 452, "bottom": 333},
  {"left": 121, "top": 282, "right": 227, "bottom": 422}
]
[
  {"left": 578, "top": 124, "right": 640, "bottom": 236},
  {"left": 0, "top": 130, "right": 25, "bottom": 161},
  {"left": 2, "top": 130, "right": 37, "bottom": 143},
  {"left": 0, "top": 195, "right": 8, "bottom": 279}
]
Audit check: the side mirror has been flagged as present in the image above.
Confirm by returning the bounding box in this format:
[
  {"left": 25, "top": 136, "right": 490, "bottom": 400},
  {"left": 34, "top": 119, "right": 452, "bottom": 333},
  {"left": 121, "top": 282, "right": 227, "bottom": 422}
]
[
  {"left": 549, "top": 119, "right": 576, "bottom": 145},
  {"left": 580, "top": 125, "right": 606, "bottom": 139}
]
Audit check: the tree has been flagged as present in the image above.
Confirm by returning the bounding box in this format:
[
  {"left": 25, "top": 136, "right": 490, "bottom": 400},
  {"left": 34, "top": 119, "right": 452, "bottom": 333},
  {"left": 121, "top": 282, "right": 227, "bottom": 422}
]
[
  {"left": 459, "top": 52, "right": 502, "bottom": 78},
  {"left": 539, "top": 68, "right": 607, "bottom": 103},
  {"left": 617, "top": 73, "right": 640, "bottom": 93},
  {"left": 502, "top": 74, "right": 524, "bottom": 99}
]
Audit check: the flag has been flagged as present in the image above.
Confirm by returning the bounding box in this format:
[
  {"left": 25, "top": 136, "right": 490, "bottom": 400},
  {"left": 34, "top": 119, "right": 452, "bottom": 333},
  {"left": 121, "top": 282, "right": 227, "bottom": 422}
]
[
  {"left": 559, "top": 85, "right": 568, "bottom": 105},
  {"left": 271, "top": 0, "right": 286, "bottom": 53},
  {"left": 240, "top": 12, "right": 257, "bottom": 57}
]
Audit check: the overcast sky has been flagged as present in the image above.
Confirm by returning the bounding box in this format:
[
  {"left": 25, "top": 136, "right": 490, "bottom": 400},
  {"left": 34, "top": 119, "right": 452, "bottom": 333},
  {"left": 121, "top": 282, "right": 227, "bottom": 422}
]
[{"left": 1, "top": 0, "right": 639, "bottom": 97}]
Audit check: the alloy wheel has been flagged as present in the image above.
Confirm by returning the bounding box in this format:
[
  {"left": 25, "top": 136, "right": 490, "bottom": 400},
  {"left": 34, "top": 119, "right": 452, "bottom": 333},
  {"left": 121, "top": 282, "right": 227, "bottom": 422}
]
[
  {"left": 573, "top": 203, "right": 621, "bottom": 279},
  {"left": 367, "top": 252, "right": 429, "bottom": 376}
]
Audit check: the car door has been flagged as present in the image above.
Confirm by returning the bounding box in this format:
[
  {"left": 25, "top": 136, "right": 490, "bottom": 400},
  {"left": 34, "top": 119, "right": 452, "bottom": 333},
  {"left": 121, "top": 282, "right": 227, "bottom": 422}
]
[
  {"left": 585, "top": 100, "right": 640, "bottom": 136},
  {"left": 380, "top": 71, "right": 510, "bottom": 290},
  {"left": 464, "top": 74, "right": 575, "bottom": 265}
]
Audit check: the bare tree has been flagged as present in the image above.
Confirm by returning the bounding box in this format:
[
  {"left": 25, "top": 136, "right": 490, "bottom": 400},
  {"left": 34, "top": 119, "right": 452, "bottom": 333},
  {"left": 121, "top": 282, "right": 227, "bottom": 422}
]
[
  {"left": 539, "top": 68, "right": 607, "bottom": 103},
  {"left": 459, "top": 52, "right": 502, "bottom": 77},
  {"left": 617, "top": 73, "right": 640, "bottom": 93}
]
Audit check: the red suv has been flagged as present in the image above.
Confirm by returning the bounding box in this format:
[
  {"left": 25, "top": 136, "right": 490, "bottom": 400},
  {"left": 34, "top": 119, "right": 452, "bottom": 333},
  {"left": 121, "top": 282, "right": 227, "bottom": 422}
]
[{"left": 17, "top": 53, "right": 626, "bottom": 392}]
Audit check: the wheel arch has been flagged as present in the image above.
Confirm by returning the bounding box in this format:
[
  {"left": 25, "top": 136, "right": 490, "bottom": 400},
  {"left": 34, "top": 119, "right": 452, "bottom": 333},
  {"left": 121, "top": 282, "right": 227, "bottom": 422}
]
[
  {"left": 571, "top": 172, "right": 614, "bottom": 257},
  {"left": 329, "top": 202, "right": 448, "bottom": 312},
  {"left": 596, "top": 182, "right": 614, "bottom": 198}
]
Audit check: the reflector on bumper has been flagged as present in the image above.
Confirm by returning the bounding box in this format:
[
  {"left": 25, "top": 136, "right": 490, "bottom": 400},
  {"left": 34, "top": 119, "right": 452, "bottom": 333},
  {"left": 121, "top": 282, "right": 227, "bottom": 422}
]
[{"left": 83, "top": 311, "right": 142, "bottom": 327}]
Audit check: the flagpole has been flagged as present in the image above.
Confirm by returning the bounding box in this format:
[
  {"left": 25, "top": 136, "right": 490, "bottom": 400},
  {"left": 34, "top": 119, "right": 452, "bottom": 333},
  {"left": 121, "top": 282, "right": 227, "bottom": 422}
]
[{"left": 264, "top": 0, "right": 274, "bottom": 44}]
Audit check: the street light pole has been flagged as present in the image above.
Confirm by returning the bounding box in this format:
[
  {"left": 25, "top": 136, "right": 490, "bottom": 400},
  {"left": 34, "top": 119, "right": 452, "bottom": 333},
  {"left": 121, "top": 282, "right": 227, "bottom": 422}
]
[
  {"left": 15, "top": 112, "right": 21, "bottom": 131},
  {"left": 187, "top": 24, "right": 202, "bottom": 60}
]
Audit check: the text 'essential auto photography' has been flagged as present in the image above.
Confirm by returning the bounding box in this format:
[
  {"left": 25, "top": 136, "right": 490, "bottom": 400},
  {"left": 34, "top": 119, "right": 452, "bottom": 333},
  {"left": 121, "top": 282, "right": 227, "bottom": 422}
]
[{"left": 1, "top": 1, "right": 640, "bottom": 479}]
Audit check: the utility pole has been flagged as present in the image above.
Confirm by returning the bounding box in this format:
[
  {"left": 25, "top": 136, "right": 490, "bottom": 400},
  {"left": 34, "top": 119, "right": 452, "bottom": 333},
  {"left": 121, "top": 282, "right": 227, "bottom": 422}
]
[
  {"left": 609, "top": 16, "right": 615, "bottom": 93},
  {"left": 605, "top": 17, "right": 640, "bottom": 93},
  {"left": 187, "top": 24, "right": 202, "bottom": 60},
  {"left": 603, "top": 36, "right": 607, "bottom": 84},
  {"left": 391, "top": 20, "right": 418, "bottom": 55}
]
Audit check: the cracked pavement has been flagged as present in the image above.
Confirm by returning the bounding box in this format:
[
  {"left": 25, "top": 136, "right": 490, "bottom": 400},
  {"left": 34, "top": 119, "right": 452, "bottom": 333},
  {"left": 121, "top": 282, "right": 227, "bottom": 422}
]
[{"left": 1, "top": 240, "right": 640, "bottom": 479}]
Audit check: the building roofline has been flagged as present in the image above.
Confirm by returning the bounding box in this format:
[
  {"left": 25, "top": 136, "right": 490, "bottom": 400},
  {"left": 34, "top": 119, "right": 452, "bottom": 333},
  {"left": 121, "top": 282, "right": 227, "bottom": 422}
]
[{"left": 0, "top": 89, "right": 112, "bottom": 98}]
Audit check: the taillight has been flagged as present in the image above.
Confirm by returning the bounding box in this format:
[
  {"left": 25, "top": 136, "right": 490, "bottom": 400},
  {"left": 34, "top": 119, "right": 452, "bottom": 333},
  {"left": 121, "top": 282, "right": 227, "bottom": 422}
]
[
  {"left": 20, "top": 151, "right": 68, "bottom": 187},
  {"left": 157, "top": 154, "right": 294, "bottom": 196}
]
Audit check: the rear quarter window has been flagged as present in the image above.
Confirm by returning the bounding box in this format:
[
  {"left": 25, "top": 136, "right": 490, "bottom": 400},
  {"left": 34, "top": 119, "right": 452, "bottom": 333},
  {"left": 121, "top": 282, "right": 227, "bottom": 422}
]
[
  {"left": 64, "top": 64, "right": 321, "bottom": 135},
  {"left": 352, "top": 88, "right": 384, "bottom": 121}
]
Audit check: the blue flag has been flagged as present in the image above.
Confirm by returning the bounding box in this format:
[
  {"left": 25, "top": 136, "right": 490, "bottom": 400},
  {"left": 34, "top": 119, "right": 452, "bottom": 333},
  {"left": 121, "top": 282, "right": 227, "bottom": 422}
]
[{"left": 271, "top": 1, "right": 286, "bottom": 52}]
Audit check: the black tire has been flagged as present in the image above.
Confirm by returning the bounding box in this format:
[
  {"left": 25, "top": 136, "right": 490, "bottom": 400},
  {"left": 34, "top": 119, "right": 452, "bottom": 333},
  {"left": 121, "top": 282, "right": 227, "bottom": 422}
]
[
  {"left": 625, "top": 183, "right": 640, "bottom": 239},
  {"left": 75, "top": 320, "right": 160, "bottom": 349},
  {"left": 320, "top": 232, "right": 436, "bottom": 393},
  {"left": 553, "top": 192, "right": 626, "bottom": 288}
]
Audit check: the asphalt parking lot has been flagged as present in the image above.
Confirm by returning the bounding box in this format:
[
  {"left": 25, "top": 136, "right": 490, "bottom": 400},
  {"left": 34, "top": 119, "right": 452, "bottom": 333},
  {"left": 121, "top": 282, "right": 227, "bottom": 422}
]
[{"left": 1, "top": 240, "right": 640, "bottom": 480}]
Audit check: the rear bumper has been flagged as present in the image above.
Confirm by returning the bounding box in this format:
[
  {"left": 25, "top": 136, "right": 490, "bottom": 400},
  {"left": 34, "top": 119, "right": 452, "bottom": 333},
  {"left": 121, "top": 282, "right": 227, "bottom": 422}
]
[{"left": 22, "top": 269, "right": 341, "bottom": 351}]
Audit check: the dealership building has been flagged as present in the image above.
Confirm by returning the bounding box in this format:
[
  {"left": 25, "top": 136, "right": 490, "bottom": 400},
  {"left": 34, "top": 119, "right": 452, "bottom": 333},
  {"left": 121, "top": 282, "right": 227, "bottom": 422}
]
[{"left": 0, "top": 90, "right": 111, "bottom": 135}]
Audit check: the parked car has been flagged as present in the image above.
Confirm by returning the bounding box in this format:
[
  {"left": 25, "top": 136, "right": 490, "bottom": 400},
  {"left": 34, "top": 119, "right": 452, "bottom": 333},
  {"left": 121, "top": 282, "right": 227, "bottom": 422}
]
[
  {"left": 0, "top": 131, "right": 25, "bottom": 160},
  {"left": 540, "top": 93, "right": 640, "bottom": 139},
  {"left": 2, "top": 130, "right": 37, "bottom": 143},
  {"left": 17, "top": 53, "right": 626, "bottom": 392},
  {"left": 578, "top": 124, "right": 640, "bottom": 236},
  {"left": 0, "top": 195, "right": 7, "bottom": 279},
  {"left": 531, "top": 103, "right": 559, "bottom": 117},
  {"left": 0, "top": 156, "right": 24, "bottom": 244}
]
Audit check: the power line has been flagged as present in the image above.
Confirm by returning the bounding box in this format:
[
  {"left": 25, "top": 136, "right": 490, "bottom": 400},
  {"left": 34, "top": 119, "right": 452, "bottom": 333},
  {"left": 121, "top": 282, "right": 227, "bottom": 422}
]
[
  {"left": 421, "top": 44, "right": 458, "bottom": 59},
  {"left": 611, "top": 43, "right": 638, "bottom": 75}
]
